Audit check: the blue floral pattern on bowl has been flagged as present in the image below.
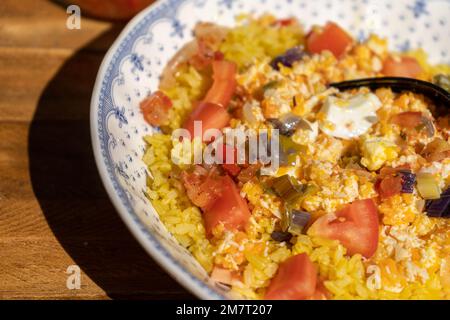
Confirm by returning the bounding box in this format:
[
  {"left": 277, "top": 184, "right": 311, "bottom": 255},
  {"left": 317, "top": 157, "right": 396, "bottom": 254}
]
[{"left": 91, "top": 0, "right": 450, "bottom": 299}]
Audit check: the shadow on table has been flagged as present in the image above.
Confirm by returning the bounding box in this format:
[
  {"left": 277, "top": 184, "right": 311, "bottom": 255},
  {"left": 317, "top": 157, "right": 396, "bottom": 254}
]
[{"left": 28, "top": 23, "right": 194, "bottom": 300}]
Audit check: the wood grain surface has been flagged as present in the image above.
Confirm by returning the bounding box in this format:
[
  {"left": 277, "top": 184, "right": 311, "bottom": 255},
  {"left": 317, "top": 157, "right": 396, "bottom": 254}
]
[{"left": 0, "top": 0, "right": 194, "bottom": 300}]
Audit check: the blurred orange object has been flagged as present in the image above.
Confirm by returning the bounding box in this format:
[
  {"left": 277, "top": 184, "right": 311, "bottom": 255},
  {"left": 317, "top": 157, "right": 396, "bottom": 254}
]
[{"left": 68, "top": 0, "right": 155, "bottom": 20}]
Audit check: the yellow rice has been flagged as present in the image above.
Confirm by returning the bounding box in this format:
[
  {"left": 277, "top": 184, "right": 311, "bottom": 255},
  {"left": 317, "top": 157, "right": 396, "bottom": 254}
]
[{"left": 143, "top": 15, "right": 450, "bottom": 299}]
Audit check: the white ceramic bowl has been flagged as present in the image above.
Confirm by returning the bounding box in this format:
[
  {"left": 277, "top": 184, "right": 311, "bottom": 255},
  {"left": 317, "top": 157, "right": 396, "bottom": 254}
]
[{"left": 91, "top": 0, "right": 450, "bottom": 299}]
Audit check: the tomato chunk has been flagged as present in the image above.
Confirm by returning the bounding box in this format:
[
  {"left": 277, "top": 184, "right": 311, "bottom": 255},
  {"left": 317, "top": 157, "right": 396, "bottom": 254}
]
[
  {"left": 183, "top": 102, "right": 231, "bottom": 141},
  {"left": 203, "top": 60, "right": 237, "bottom": 107},
  {"left": 375, "top": 175, "right": 403, "bottom": 199},
  {"left": 216, "top": 144, "right": 241, "bottom": 176},
  {"left": 391, "top": 111, "right": 423, "bottom": 128},
  {"left": 272, "top": 18, "right": 296, "bottom": 27},
  {"left": 308, "top": 199, "right": 379, "bottom": 258},
  {"left": 308, "top": 281, "right": 329, "bottom": 300},
  {"left": 203, "top": 175, "right": 250, "bottom": 237},
  {"left": 265, "top": 253, "right": 317, "bottom": 300},
  {"left": 222, "top": 163, "right": 241, "bottom": 176},
  {"left": 376, "top": 166, "right": 414, "bottom": 199},
  {"left": 382, "top": 56, "right": 422, "bottom": 78},
  {"left": 306, "top": 22, "right": 353, "bottom": 58},
  {"left": 181, "top": 166, "right": 223, "bottom": 211},
  {"left": 140, "top": 90, "right": 172, "bottom": 126}
]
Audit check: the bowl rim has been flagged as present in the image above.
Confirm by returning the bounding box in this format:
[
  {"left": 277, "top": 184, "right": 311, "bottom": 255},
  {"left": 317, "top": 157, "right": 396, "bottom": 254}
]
[{"left": 90, "top": 0, "right": 225, "bottom": 300}]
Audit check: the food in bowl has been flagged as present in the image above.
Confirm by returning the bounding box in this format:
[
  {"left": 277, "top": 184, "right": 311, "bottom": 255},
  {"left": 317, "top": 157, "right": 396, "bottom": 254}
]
[{"left": 139, "top": 15, "right": 450, "bottom": 299}]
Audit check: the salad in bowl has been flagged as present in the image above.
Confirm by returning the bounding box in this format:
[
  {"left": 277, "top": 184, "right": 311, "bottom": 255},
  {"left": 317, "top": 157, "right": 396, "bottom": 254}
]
[{"left": 91, "top": 0, "right": 450, "bottom": 299}]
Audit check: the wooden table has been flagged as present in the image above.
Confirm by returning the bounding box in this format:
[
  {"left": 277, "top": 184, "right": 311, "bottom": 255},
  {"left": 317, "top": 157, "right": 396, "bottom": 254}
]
[{"left": 0, "top": 0, "right": 194, "bottom": 300}]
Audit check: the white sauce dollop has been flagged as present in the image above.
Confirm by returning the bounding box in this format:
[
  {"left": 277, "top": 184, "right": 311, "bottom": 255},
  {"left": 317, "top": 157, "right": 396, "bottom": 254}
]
[{"left": 319, "top": 93, "right": 382, "bottom": 139}]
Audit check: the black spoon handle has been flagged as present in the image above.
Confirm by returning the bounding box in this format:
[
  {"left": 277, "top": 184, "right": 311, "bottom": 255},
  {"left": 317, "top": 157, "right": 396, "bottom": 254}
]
[{"left": 329, "top": 77, "right": 450, "bottom": 106}]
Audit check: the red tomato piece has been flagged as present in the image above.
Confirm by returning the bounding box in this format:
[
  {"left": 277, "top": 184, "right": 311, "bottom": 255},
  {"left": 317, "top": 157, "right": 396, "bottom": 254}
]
[
  {"left": 214, "top": 51, "right": 225, "bottom": 61},
  {"left": 382, "top": 56, "right": 422, "bottom": 78},
  {"left": 203, "top": 60, "right": 237, "bottom": 107},
  {"left": 216, "top": 144, "right": 241, "bottom": 176},
  {"left": 391, "top": 111, "right": 423, "bottom": 128},
  {"left": 265, "top": 253, "right": 317, "bottom": 300},
  {"left": 181, "top": 166, "right": 223, "bottom": 211},
  {"left": 308, "top": 281, "right": 330, "bottom": 300},
  {"left": 306, "top": 22, "right": 354, "bottom": 58},
  {"left": 215, "top": 144, "right": 237, "bottom": 163},
  {"left": 203, "top": 175, "right": 250, "bottom": 237},
  {"left": 375, "top": 175, "right": 403, "bottom": 199},
  {"left": 308, "top": 199, "right": 379, "bottom": 258},
  {"left": 222, "top": 164, "right": 241, "bottom": 177},
  {"left": 183, "top": 102, "right": 231, "bottom": 141},
  {"left": 272, "top": 18, "right": 295, "bottom": 27},
  {"left": 140, "top": 90, "right": 172, "bottom": 126}
]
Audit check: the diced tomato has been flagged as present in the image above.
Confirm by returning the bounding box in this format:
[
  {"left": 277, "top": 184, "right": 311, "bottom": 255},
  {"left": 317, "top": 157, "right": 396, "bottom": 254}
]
[
  {"left": 140, "top": 90, "right": 172, "bottom": 126},
  {"left": 391, "top": 111, "right": 423, "bottom": 128},
  {"left": 265, "top": 253, "right": 317, "bottom": 300},
  {"left": 382, "top": 56, "right": 422, "bottom": 78},
  {"left": 306, "top": 22, "right": 353, "bottom": 58},
  {"left": 214, "top": 51, "right": 225, "bottom": 60},
  {"left": 181, "top": 166, "right": 223, "bottom": 211},
  {"left": 308, "top": 199, "right": 379, "bottom": 258},
  {"left": 215, "top": 143, "right": 237, "bottom": 163},
  {"left": 216, "top": 144, "right": 241, "bottom": 176},
  {"left": 203, "top": 175, "right": 250, "bottom": 237},
  {"left": 222, "top": 164, "right": 241, "bottom": 176},
  {"left": 203, "top": 60, "right": 237, "bottom": 107},
  {"left": 272, "top": 18, "right": 295, "bottom": 27},
  {"left": 308, "top": 281, "right": 330, "bottom": 300},
  {"left": 183, "top": 102, "right": 231, "bottom": 141},
  {"left": 375, "top": 175, "right": 403, "bottom": 199},
  {"left": 376, "top": 166, "right": 416, "bottom": 199}
]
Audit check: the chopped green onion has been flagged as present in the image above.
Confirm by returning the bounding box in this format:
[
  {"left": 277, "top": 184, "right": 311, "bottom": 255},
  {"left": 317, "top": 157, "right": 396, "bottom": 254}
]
[
  {"left": 416, "top": 173, "right": 441, "bottom": 200},
  {"left": 263, "top": 80, "right": 279, "bottom": 91},
  {"left": 272, "top": 175, "right": 306, "bottom": 203},
  {"left": 280, "top": 208, "right": 290, "bottom": 232},
  {"left": 280, "top": 208, "right": 311, "bottom": 235},
  {"left": 289, "top": 210, "right": 311, "bottom": 235},
  {"left": 288, "top": 209, "right": 311, "bottom": 235}
]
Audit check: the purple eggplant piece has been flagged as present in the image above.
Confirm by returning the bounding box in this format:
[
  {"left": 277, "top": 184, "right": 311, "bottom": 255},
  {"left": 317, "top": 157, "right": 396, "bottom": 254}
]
[
  {"left": 267, "top": 113, "right": 302, "bottom": 137},
  {"left": 270, "top": 47, "right": 305, "bottom": 71},
  {"left": 271, "top": 231, "right": 293, "bottom": 242},
  {"left": 425, "top": 188, "right": 450, "bottom": 218},
  {"left": 400, "top": 171, "right": 416, "bottom": 194}
]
